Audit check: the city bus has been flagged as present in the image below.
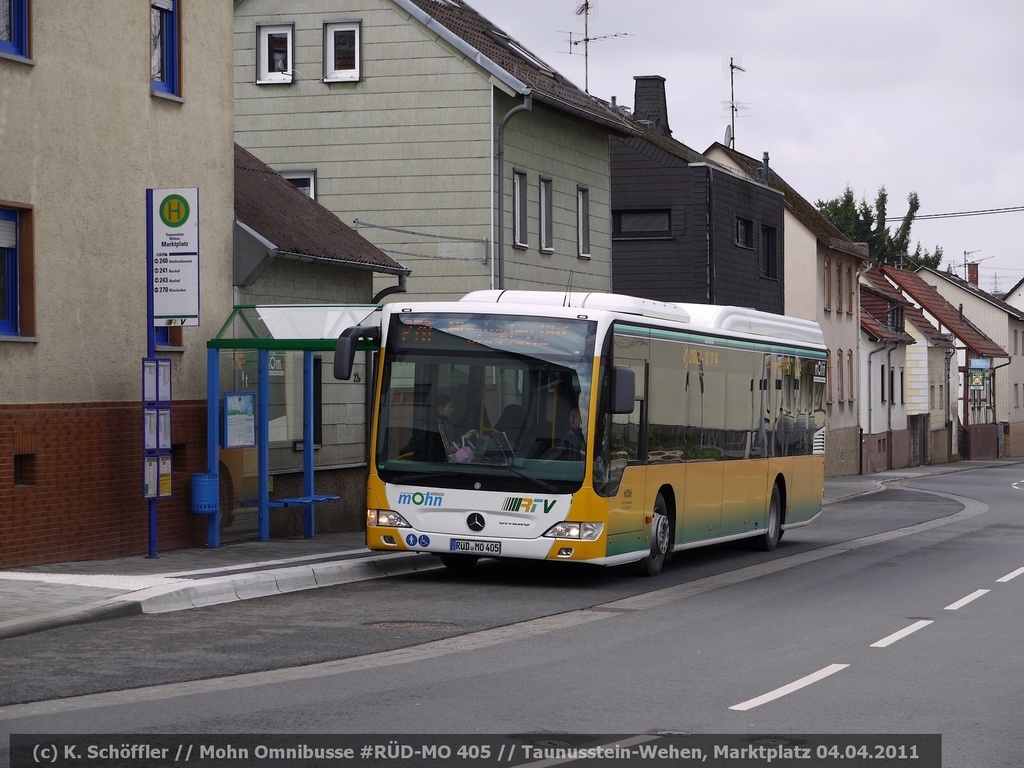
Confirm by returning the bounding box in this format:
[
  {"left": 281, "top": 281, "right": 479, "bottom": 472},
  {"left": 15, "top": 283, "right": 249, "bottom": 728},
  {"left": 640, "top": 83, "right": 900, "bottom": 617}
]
[{"left": 335, "top": 290, "right": 827, "bottom": 575}]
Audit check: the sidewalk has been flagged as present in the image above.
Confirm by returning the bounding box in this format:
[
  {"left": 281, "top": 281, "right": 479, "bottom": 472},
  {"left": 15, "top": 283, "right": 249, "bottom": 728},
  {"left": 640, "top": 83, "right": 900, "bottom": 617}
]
[{"left": 1, "top": 460, "right": 1016, "bottom": 639}]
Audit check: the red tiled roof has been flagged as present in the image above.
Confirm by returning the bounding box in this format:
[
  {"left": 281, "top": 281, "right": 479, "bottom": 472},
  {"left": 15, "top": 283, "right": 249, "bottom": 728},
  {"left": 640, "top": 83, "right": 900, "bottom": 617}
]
[
  {"left": 880, "top": 266, "right": 1007, "bottom": 358},
  {"left": 860, "top": 284, "right": 914, "bottom": 344}
]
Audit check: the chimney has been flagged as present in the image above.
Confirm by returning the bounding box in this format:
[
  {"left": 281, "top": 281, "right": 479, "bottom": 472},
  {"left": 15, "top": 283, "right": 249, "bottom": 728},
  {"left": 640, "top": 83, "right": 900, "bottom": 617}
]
[
  {"left": 967, "top": 262, "right": 979, "bottom": 286},
  {"left": 757, "top": 151, "right": 770, "bottom": 183},
  {"left": 632, "top": 75, "right": 672, "bottom": 137}
]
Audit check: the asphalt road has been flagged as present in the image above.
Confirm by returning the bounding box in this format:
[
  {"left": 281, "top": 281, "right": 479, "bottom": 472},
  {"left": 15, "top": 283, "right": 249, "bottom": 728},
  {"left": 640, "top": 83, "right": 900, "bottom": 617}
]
[{"left": 2, "top": 465, "right": 1022, "bottom": 767}]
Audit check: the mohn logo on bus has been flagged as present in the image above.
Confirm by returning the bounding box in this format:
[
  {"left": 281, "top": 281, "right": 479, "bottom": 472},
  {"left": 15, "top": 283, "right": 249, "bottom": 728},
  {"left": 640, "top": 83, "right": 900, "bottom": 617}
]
[
  {"left": 502, "top": 497, "right": 556, "bottom": 514},
  {"left": 397, "top": 491, "right": 445, "bottom": 507}
]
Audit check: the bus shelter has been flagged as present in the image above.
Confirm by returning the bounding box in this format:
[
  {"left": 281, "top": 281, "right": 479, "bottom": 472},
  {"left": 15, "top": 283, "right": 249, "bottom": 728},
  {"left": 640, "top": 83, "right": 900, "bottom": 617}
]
[{"left": 192, "top": 304, "right": 379, "bottom": 547}]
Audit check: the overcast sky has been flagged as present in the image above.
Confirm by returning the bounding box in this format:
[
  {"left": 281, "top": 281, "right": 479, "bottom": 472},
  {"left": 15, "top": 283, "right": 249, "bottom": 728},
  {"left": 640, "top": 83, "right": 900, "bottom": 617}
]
[{"left": 467, "top": 0, "right": 1024, "bottom": 295}]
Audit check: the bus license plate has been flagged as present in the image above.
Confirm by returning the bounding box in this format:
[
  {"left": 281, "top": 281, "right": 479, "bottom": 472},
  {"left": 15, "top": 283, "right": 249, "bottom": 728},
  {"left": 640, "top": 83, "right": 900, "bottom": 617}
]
[{"left": 450, "top": 538, "right": 501, "bottom": 555}]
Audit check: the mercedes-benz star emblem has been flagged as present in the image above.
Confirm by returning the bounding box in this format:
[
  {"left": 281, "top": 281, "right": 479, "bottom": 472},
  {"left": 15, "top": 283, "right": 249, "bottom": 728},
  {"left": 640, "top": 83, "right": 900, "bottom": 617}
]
[{"left": 467, "top": 513, "right": 485, "bottom": 532}]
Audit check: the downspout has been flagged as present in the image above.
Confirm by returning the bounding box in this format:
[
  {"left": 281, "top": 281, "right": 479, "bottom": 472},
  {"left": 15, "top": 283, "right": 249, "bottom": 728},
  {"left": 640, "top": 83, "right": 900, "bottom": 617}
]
[
  {"left": 496, "top": 92, "right": 533, "bottom": 289},
  {"left": 866, "top": 341, "right": 891, "bottom": 473},
  {"left": 944, "top": 346, "right": 955, "bottom": 458},
  {"left": 886, "top": 342, "right": 898, "bottom": 470},
  {"left": 992, "top": 357, "right": 1012, "bottom": 456}
]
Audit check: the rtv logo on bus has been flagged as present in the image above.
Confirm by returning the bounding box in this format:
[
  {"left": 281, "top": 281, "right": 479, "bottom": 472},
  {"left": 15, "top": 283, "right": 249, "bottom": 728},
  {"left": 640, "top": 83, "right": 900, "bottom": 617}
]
[{"left": 502, "top": 497, "right": 557, "bottom": 514}]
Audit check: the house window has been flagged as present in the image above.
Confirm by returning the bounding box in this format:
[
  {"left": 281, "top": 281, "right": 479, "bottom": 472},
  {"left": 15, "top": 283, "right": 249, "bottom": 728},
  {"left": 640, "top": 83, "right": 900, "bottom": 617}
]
[
  {"left": 577, "top": 187, "right": 590, "bottom": 259},
  {"left": 826, "top": 349, "right": 834, "bottom": 403},
  {"left": 0, "top": 208, "right": 18, "bottom": 334},
  {"left": 824, "top": 257, "right": 832, "bottom": 311},
  {"left": 0, "top": 204, "right": 33, "bottom": 337},
  {"left": 613, "top": 210, "right": 671, "bottom": 238},
  {"left": 257, "top": 24, "right": 294, "bottom": 83},
  {"left": 835, "top": 262, "right": 843, "bottom": 313},
  {"left": 539, "top": 178, "right": 553, "bottom": 252},
  {"left": 150, "top": 0, "right": 180, "bottom": 96},
  {"left": 736, "top": 217, "right": 753, "bottom": 248},
  {"left": 512, "top": 170, "right": 528, "bottom": 248},
  {"left": 847, "top": 350, "right": 854, "bottom": 402},
  {"left": 0, "top": 0, "right": 29, "bottom": 58},
  {"left": 880, "top": 364, "right": 887, "bottom": 403},
  {"left": 760, "top": 225, "right": 777, "bottom": 279},
  {"left": 846, "top": 264, "right": 854, "bottom": 314},
  {"left": 323, "top": 21, "right": 360, "bottom": 82},
  {"left": 281, "top": 171, "right": 316, "bottom": 199},
  {"left": 837, "top": 348, "right": 845, "bottom": 401}
]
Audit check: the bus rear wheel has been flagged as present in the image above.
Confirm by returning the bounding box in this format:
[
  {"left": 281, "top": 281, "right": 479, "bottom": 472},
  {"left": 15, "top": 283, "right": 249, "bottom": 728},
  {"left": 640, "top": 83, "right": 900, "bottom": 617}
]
[
  {"left": 639, "top": 493, "right": 671, "bottom": 576},
  {"left": 757, "top": 484, "right": 782, "bottom": 552}
]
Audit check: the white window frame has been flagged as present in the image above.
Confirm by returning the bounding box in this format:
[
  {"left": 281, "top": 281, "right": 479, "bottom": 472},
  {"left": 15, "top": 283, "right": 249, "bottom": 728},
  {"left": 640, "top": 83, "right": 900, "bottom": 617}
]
[
  {"left": 539, "top": 178, "right": 554, "bottom": 253},
  {"left": 323, "top": 21, "right": 361, "bottom": 83},
  {"left": 280, "top": 171, "right": 317, "bottom": 200},
  {"left": 577, "top": 186, "right": 591, "bottom": 259},
  {"left": 257, "top": 24, "right": 294, "bottom": 84},
  {"left": 513, "top": 170, "right": 528, "bottom": 248}
]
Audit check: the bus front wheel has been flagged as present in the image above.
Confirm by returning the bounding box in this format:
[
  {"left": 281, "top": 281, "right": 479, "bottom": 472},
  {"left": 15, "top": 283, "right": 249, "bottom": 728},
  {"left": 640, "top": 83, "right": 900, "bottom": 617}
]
[
  {"left": 639, "top": 493, "right": 671, "bottom": 576},
  {"left": 757, "top": 484, "right": 782, "bottom": 552}
]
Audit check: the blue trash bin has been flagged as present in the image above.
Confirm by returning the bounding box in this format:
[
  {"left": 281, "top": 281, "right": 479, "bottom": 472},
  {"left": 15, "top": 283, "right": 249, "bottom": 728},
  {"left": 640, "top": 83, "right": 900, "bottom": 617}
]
[{"left": 190, "top": 473, "right": 219, "bottom": 515}]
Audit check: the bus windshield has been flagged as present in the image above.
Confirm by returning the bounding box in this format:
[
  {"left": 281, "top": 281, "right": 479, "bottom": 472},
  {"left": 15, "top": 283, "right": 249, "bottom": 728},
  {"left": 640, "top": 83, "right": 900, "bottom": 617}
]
[{"left": 374, "top": 312, "right": 597, "bottom": 492}]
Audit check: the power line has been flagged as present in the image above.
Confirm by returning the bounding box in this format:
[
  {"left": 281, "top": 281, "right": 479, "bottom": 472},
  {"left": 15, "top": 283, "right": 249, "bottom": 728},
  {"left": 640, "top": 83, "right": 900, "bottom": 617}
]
[{"left": 892, "top": 205, "right": 1024, "bottom": 220}]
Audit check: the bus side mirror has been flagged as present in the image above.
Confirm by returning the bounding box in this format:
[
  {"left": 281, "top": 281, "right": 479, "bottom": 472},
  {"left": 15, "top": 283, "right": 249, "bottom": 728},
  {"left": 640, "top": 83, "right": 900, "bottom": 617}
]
[
  {"left": 611, "top": 366, "right": 636, "bottom": 414},
  {"left": 334, "top": 325, "right": 380, "bottom": 380}
]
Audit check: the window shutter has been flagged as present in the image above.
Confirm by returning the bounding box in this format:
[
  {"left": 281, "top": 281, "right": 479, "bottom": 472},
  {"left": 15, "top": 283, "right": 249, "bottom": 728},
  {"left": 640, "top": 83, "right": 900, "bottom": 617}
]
[{"left": 0, "top": 218, "right": 16, "bottom": 249}]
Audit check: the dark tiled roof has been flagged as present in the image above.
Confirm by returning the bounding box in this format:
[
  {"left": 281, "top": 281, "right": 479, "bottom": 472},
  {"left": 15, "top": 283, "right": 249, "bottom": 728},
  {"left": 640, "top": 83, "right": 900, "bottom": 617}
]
[
  {"left": 234, "top": 144, "right": 408, "bottom": 275},
  {"left": 880, "top": 266, "right": 1007, "bottom": 358},
  {"left": 616, "top": 112, "right": 713, "bottom": 166},
  {"left": 707, "top": 143, "right": 868, "bottom": 261},
  {"left": 401, "top": 0, "right": 635, "bottom": 136}
]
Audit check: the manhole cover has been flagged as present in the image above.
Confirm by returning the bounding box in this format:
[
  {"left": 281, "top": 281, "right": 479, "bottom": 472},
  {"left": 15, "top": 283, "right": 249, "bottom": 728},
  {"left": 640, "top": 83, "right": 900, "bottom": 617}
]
[{"left": 364, "top": 620, "right": 459, "bottom": 630}]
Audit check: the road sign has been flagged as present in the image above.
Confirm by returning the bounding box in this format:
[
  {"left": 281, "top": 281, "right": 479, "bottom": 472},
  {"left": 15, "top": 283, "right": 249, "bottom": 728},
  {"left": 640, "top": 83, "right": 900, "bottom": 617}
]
[{"left": 149, "top": 187, "right": 200, "bottom": 326}]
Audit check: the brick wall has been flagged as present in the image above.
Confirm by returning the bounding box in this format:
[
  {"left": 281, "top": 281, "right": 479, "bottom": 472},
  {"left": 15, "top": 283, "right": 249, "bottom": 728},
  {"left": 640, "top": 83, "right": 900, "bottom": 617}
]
[{"left": 0, "top": 401, "right": 209, "bottom": 567}]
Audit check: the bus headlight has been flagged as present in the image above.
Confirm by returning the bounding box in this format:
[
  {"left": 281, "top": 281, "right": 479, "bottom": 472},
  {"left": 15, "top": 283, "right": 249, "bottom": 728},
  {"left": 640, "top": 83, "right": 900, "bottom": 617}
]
[
  {"left": 367, "top": 509, "right": 411, "bottom": 528},
  {"left": 543, "top": 521, "right": 604, "bottom": 540}
]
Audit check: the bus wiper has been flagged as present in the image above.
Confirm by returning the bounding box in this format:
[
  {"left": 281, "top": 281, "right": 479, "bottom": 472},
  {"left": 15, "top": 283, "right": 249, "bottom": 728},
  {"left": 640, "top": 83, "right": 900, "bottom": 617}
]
[{"left": 483, "top": 464, "right": 559, "bottom": 493}]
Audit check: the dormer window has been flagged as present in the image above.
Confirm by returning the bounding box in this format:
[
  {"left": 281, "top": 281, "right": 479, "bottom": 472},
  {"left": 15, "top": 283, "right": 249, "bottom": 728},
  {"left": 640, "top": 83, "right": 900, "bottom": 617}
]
[{"left": 486, "top": 29, "right": 555, "bottom": 76}]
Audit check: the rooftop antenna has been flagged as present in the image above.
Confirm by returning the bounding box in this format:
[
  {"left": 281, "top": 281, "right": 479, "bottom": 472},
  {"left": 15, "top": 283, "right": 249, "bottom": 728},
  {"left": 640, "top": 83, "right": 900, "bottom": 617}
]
[
  {"left": 566, "top": 1, "right": 629, "bottom": 93},
  {"left": 724, "top": 56, "right": 746, "bottom": 148},
  {"left": 963, "top": 249, "right": 981, "bottom": 281}
]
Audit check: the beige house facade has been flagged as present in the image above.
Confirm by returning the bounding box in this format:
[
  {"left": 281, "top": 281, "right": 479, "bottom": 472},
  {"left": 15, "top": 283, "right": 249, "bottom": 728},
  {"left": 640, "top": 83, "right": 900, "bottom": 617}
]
[{"left": 1, "top": 2, "right": 236, "bottom": 566}]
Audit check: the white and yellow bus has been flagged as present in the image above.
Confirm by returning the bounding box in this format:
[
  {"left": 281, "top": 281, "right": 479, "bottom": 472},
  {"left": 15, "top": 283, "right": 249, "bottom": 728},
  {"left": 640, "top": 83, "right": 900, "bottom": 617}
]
[{"left": 335, "top": 291, "right": 827, "bottom": 575}]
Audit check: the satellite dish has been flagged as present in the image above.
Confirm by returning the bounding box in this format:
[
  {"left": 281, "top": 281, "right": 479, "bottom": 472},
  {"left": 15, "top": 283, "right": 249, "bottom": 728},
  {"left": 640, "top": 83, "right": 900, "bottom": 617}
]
[{"left": 724, "top": 125, "right": 733, "bottom": 147}]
